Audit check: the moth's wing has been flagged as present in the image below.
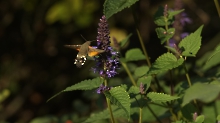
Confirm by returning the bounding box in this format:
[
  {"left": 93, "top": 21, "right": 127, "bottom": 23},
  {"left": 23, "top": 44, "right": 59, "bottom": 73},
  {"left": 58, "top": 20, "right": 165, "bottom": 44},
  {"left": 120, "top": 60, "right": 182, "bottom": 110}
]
[
  {"left": 64, "top": 45, "right": 81, "bottom": 51},
  {"left": 88, "top": 47, "right": 105, "bottom": 57}
]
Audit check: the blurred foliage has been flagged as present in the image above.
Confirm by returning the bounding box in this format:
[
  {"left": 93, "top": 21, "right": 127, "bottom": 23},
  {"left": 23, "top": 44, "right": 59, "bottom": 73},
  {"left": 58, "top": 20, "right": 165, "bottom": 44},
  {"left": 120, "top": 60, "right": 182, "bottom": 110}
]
[
  {"left": 45, "top": 0, "right": 99, "bottom": 27},
  {"left": 0, "top": 0, "right": 219, "bottom": 123}
]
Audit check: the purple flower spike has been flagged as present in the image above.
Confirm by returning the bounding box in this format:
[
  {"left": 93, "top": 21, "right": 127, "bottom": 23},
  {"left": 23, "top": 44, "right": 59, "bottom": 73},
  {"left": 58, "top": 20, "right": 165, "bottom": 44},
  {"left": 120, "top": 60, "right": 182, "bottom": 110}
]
[
  {"left": 96, "top": 84, "right": 111, "bottom": 94},
  {"left": 92, "top": 15, "right": 120, "bottom": 78},
  {"left": 163, "top": 4, "right": 168, "bottom": 18}
]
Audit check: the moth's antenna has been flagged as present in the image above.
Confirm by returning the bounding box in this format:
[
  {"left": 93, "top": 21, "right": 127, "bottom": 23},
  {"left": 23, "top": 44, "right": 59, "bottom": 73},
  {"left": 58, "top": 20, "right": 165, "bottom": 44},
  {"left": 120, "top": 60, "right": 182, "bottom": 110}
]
[
  {"left": 80, "top": 35, "right": 88, "bottom": 41},
  {"left": 80, "top": 35, "right": 96, "bottom": 42}
]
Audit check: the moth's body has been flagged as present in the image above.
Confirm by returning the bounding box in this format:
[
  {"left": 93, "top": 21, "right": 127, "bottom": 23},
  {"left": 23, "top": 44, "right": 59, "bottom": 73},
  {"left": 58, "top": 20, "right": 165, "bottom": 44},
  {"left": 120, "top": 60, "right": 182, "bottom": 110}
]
[{"left": 65, "top": 41, "right": 104, "bottom": 67}]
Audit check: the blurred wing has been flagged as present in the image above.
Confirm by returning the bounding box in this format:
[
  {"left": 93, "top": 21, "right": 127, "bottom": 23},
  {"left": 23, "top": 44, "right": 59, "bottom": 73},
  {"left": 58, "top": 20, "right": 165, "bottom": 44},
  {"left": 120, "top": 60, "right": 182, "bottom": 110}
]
[
  {"left": 88, "top": 47, "right": 105, "bottom": 57},
  {"left": 64, "top": 45, "right": 81, "bottom": 51}
]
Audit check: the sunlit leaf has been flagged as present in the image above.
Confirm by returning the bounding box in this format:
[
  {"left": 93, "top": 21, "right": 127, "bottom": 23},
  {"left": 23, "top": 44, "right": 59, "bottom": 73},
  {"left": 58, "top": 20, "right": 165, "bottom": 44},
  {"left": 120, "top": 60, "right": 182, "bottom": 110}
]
[
  {"left": 147, "top": 92, "right": 179, "bottom": 102},
  {"left": 195, "top": 115, "right": 205, "bottom": 123},
  {"left": 147, "top": 52, "right": 184, "bottom": 75},
  {"left": 125, "top": 48, "right": 146, "bottom": 61},
  {"left": 134, "top": 66, "right": 149, "bottom": 77},
  {"left": 167, "top": 9, "right": 184, "bottom": 19},
  {"left": 178, "top": 25, "right": 204, "bottom": 57},
  {"left": 128, "top": 86, "right": 139, "bottom": 94},
  {"left": 47, "top": 77, "right": 103, "bottom": 102},
  {"left": 182, "top": 83, "right": 220, "bottom": 106},
  {"left": 104, "top": 86, "right": 130, "bottom": 119},
  {"left": 154, "top": 7, "right": 183, "bottom": 26},
  {"left": 104, "top": 0, "right": 139, "bottom": 19},
  {"left": 83, "top": 105, "right": 126, "bottom": 123}
]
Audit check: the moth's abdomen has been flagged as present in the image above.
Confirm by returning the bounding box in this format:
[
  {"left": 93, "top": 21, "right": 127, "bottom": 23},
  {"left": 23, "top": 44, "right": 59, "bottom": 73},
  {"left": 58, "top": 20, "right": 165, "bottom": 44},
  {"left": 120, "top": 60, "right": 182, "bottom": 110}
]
[{"left": 74, "top": 55, "right": 87, "bottom": 68}]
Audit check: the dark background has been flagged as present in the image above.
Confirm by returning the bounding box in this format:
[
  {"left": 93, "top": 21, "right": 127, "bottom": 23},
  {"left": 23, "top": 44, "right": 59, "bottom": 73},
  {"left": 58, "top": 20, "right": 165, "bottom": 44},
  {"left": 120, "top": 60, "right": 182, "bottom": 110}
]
[{"left": 0, "top": 0, "right": 219, "bottom": 122}]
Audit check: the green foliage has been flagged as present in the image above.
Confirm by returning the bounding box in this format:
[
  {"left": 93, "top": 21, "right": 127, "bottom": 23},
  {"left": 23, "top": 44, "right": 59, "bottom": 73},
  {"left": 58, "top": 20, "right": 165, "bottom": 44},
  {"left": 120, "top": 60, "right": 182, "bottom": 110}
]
[
  {"left": 181, "top": 103, "right": 196, "bottom": 121},
  {"left": 47, "top": 77, "right": 103, "bottom": 102},
  {"left": 104, "top": 86, "right": 131, "bottom": 119},
  {"left": 45, "top": 0, "right": 97, "bottom": 27},
  {"left": 125, "top": 48, "right": 146, "bottom": 61},
  {"left": 154, "top": 6, "right": 184, "bottom": 26},
  {"left": 30, "top": 116, "right": 58, "bottom": 123},
  {"left": 217, "top": 114, "right": 220, "bottom": 121},
  {"left": 147, "top": 52, "right": 184, "bottom": 75},
  {"left": 103, "top": 0, "right": 139, "bottom": 19},
  {"left": 182, "top": 82, "right": 220, "bottom": 106},
  {"left": 134, "top": 66, "right": 149, "bottom": 77},
  {"left": 128, "top": 86, "right": 140, "bottom": 94},
  {"left": 204, "top": 44, "right": 220, "bottom": 70},
  {"left": 137, "top": 76, "right": 152, "bottom": 92},
  {"left": 178, "top": 25, "right": 203, "bottom": 57},
  {"left": 45, "top": 1, "right": 216, "bottom": 123},
  {"left": 195, "top": 115, "right": 205, "bottom": 123},
  {"left": 120, "top": 33, "right": 132, "bottom": 48},
  {"left": 155, "top": 27, "right": 175, "bottom": 44},
  {"left": 141, "top": 104, "right": 168, "bottom": 122},
  {"left": 164, "top": 46, "right": 181, "bottom": 56},
  {"left": 83, "top": 105, "right": 127, "bottom": 123},
  {"left": 168, "top": 9, "right": 185, "bottom": 19},
  {"left": 147, "top": 92, "right": 179, "bottom": 103}
]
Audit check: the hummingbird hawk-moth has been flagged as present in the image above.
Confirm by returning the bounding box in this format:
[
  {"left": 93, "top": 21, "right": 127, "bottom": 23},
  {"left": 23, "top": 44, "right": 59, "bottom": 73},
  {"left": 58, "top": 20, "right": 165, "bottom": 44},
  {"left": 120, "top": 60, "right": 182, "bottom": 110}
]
[{"left": 65, "top": 41, "right": 104, "bottom": 68}]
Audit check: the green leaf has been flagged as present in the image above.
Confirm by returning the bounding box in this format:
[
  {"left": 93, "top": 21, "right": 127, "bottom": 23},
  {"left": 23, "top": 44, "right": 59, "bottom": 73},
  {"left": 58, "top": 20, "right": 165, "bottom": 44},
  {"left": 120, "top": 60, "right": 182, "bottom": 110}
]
[
  {"left": 147, "top": 92, "right": 179, "bottom": 103},
  {"left": 147, "top": 53, "right": 184, "bottom": 75},
  {"left": 182, "top": 83, "right": 220, "bottom": 106},
  {"left": 172, "top": 121, "right": 187, "bottom": 123},
  {"left": 154, "top": 6, "right": 168, "bottom": 26},
  {"left": 155, "top": 27, "right": 175, "bottom": 44},
  {"left": 47, "top": 77, "right": 103, "bottom": 102},
  {"left": 164, "top": 46, "right": 180, "bottom": 56},
  {"left": 203, "top": 105, "right": 217, "bottom": 123},
  {"left": 128, "top": 86, "right": 139, "bottom": 94},
  {"left": 134, "top": 66, "right": 149, "bottom": 77},
  {"left": 195, "top": 115, "right": 205, "bottom": 123},
  {"left": 104, "top": 86, "right": 130, "bottom": 119},
  {"left": 83, "top": 105, "right": 128, "bottom": 123},
  {"left": 217, "top": 114, "right": 220, "bottom": 121},
  {"left": 181, "top": 103, "right": 196, "bottom": 120},
  {"left": 125, "top": 48, "right": 146, "bottom": 61},
  {"left": 141, "top": 104, "right": 168, "bottom": 122},
  {"left": 137, "top": 76, "right": 152, "bottom": 92},
  {"left": 154, "top": 7, "right": 183, "bottom": 26},
  {"left": 178, "top": 25, "right": 204, "bottom": 57},
  {"left": 120, "top": 33, "right": 132, "bottom": 48},
  {"left": 103, "top": 0, "right": 139, "bottom": 19},
  {"left": 204, "top": 44, "right": 220, "bottom": 70},
  {"left": 167, "top": 9, "right": 184, "bottom": 20}
]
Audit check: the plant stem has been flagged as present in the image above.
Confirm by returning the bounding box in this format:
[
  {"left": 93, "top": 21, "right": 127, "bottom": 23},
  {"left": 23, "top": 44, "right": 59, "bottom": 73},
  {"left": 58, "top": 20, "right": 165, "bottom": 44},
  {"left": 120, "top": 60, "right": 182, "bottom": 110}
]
[
  {"left": 183, "top": 60, "right": 192, "bottom": 87},
  {"left": 104, "top": 79, "right": 115, "bottom": 123},
  {"left": 164, "top": 15, "right": 175, "bottom": 95},
  {"left": 139, "top": 108, "right": 142, "bottom": 123},
  {"left": 136, "top": 29, "right": 151, "bottom": 67},
  {"left": 214, "top": 0, "right": 220, "bottom": 17},
  {"left": 182, "top": 59, "right": 199, "bottom": 111},
  {"left": 121, "top": 62, "right": 137, "bottom": 86}
]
